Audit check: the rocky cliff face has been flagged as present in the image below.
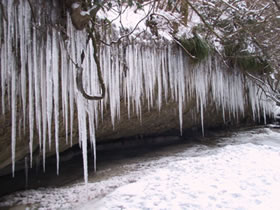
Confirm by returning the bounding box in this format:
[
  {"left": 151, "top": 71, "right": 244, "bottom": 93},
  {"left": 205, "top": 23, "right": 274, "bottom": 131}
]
[{"left": 0, "top": 0, "right": 275, "bottom": 179}]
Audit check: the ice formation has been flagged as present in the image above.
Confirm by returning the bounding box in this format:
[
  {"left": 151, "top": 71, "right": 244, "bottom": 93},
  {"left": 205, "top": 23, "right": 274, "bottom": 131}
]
[{"left": 0, "top": 1, "right": 275, "bottom": 184}]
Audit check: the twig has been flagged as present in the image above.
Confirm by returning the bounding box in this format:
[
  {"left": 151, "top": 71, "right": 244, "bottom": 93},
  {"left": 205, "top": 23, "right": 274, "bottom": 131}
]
[
  {"left": 62, "top": 40, "right": 80, "bottom": 68},
  {"left": 185, "top": 0, "right": 223, "bottom": 41},
  {"left": 151, "top": 13, "right": 176, "bottom": 32},
  {"left": 99, "top": 0, "right": 156, "bottom": 46},
  {"left": 245, "top": 72, "right": 280, "bottom": 103},
  {"left": 220, "top": 0, "right": 240, "bottom": 12},
  {"left": 234, "top": 21, "right": 269, "bottom": 60},
  {"left": 172, "top": 36, "right": 197, "bottom": 59}
]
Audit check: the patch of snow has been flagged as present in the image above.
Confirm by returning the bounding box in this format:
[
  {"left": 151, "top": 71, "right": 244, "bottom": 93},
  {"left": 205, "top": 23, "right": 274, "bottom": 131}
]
[
  {"left": 72, "top": 3, "right": 80, "bottom": 9},
  {"left": 97, "top": 4, "right": 149, "bottom": 36},
  {"left": 81, "top": 130, "right": 280, "bottom": 210},
  {"left": 97, "top": 3, "right": 190, "bottom": 41},
  {"left": 1, "top": 128, "right": 280, "bottom": 210},
  {"left": 80, "top": 11, "right": 90, "bottom": 16},
  {"left": 176, "top": 10, "right": 201, "bottom": 39}
]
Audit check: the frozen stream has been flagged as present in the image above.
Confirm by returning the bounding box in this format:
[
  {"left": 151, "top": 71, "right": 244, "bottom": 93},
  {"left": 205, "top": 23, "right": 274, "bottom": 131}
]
[{"left": 1, "top": 127, "right": 280, "bottom": 209}]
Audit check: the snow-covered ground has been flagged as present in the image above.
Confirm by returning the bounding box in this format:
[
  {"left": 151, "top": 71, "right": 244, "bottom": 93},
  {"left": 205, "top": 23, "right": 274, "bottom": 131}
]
[{"left": 1, "top": 127, "right": 280, "bottom": 210}]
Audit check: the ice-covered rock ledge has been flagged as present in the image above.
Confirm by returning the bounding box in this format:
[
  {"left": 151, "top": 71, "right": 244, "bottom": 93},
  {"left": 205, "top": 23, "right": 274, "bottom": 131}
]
[{"left": 0, "top": 0, "right": 275, "bottom": 183}]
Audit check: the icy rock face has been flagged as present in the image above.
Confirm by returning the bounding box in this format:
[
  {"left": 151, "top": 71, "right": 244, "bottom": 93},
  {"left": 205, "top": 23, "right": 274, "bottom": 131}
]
[{"left": 0, "top": 0, "right": 275, "bottom": 181}]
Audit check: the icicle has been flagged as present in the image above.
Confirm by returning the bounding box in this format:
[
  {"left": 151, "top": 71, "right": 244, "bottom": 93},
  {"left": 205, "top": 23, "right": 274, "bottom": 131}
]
[
  {"left": 177, "top": 49, "right": 186, "bottom": 135},
  {"left": 52, "top": 29, "right": 60, "bottom": 175},
  {"left": 18, "top": 1, "right": 25, "bottom": 130},
  {"left": 161, "top": 48, "right": 169, "bottom": 102},
  {"left": 178, "top": 95, "right": 183, "bottom": 135},
  {"left": 41, "top": 49, "right": 47, "bottom": 172},
  {"left": 11, "top": 63, "right": 17, "bottom": 177},
  {"left": 28, "top": 46, "right": 34, "bottom": 169},
  {"left": 263, "top": 102, "right": 267, "bottom": 125},
  {"left": 0, "top": 11, "right": 7, "bottom": 114},
  {"left": 67, "top": 15, "right": 75, "bottom": 147},
  {"left": 46, "top": 29, "right": 53, "bottom": 150},
  {"left": 167, "top": 46, "right": 175, "bottom": 101},
  {"left": 76, "top": 95, "right": 88, "bottom": 185},
  {"left": 60, "top": 40, "right": 69, "bottom": 145},
  {"left": 69, "top": 63, "right": 75, "bottom": 147},
  {"left": 25, "top": 156, "right": 28, "bottom": 189},
  {"left": 88, "top": 104, "right": 97, "bottom": 172},
  {"left": 31, "top": 29, "right": 42, "bottom": 167},
  {"left": 126, "top": 45, "right": 132, "bottom": 119},
  {"left": 200, "top": 98, "right": 204, "bottom": 137},
  {"left": 157, "top": 48, "right": 163, "bottom": 112}
]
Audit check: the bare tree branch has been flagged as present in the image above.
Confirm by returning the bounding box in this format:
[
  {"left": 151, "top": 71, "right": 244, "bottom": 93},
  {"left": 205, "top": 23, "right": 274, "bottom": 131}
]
[
  {"left": 99, "top": 0, "right": 157, "bottom": 46},
  {"left": 172, "top": 36, "right": 197, "bottom": 59},
  {"left": 246, "top": 72, "right": 280, "bottom": 103},
  {"left": 185, "top": 0, "right": 223, "bottom": 41}
]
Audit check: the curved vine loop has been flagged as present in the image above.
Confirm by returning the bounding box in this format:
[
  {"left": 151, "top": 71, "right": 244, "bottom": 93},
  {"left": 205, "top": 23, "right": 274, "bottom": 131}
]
[
  {"left": 76, "top": 66, "right": 105, "bottom": 100},
  {"left": 76, "top": 31, "right": 106, "bottom": 100}
]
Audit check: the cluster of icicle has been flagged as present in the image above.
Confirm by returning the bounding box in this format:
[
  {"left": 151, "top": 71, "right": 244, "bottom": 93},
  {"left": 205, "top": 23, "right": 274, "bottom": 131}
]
[{"left": 0, "top": 1, "right": 274, "bottom": 185}]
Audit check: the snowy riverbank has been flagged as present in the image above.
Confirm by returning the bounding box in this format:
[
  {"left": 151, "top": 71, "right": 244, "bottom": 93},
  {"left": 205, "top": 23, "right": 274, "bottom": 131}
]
[{"left": 1, "top": 127, "right": 280, "bottom": 210}]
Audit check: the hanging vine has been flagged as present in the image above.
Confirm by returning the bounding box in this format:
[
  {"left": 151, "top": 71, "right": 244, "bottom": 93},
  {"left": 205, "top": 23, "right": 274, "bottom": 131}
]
[
  {"left": 75, "top": 29, "right": 106, "bottom": 100},
  {"left": 65, "top": 0, "right": 106, "bottom": 100}
]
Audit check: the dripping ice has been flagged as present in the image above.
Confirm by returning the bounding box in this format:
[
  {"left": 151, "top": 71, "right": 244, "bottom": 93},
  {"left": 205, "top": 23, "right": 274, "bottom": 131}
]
[{"left": 0, "top": 1, "right": 276, "bottom": 184}]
